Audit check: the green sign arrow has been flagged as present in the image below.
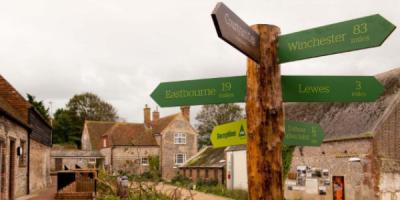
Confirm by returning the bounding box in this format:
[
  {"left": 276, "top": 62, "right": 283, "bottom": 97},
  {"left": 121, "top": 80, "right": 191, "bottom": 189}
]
[
  {"left": 210, "top": 119, "right": 324, "bottom": 148},
  {"left": 281, "top": 75, "right": 384, "bottom": 102},
  {"left": 278, "top": 14, "right": 396, "bottom": 63},
  {"left": 151, "top": 75, "right": 383, "bottom": 107},
  {"left": 150, "top": 76, "right": 246, "bottom": 107},
  {"left": 211, "top": 3, "right": 396, "bottom": 63}
]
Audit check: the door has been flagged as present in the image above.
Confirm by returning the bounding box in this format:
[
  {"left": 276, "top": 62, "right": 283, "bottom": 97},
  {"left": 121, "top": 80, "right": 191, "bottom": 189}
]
[
  {"left": 55, "top": 158, "right": 63, "bottom": 171},
  {"left": 332, "top": 176, "right": 345, "bottom": 200},
  {"left": 9, "top": 140, "right": 15, "bottom": 200}
]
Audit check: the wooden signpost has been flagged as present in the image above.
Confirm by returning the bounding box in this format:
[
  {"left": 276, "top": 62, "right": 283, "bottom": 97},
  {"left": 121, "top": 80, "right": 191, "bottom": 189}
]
[
  {"left": 150, "top": 75, "right": 384, "bottom": 106},
  {"left": 210, "top": 119, "right": 325, "bottom": 148},
  {"left": 150, "top": 2, "right": 396, "bottom": 200}
]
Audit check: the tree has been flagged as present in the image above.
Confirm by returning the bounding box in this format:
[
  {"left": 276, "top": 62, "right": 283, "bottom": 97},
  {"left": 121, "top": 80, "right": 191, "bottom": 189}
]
[
  {"left": 52, "top": 108, "right": 81, "bottom": 145},
  {"left": 66, "top": 92, "right": 118, "bottom": 122},
  {"left": 52, "top": 92, "right": 119, "bottom": 147},
  {"left": 195, "top": 104, "right": 244, "bottom": 147},
  {"left": 27, "top": 94, "right": 50, "bottom": 122}
]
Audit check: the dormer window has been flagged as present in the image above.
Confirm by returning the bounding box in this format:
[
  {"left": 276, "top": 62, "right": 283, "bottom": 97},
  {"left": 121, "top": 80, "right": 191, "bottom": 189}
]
[{"left": 174, "top": 133, "right": 186, "bottom": 144}]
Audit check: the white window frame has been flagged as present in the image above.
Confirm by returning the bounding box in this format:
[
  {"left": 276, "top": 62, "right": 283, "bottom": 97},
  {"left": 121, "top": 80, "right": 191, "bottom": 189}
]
[
  {"left": 175, "top": 153, "right": 187, "bottom": 165},
  {"left": 102, "top": 138, "right": 107, "bottom": 148},
  {"left": 174, "top": 133, "right": 186, "bottom": 144},
  {"left": 141, "top": 157, "right": 149, "bottom": 166}
]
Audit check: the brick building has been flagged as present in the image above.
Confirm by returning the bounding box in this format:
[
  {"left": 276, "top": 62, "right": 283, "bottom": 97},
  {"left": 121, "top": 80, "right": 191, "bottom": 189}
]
[
  {"left": 81, "top": 105, "right": 198, "bottom": 180},
  {"left": 284, "top": 68, "right": 400, "bottom": 200},
  {"left": 0, "top": 75, "right": 52, "bottom": 199}
]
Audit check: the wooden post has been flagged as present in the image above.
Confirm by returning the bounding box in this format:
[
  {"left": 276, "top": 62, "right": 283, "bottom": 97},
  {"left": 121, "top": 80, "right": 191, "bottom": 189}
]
[{"left": 246, "top": 24, "right": 284, "bottom": 200}]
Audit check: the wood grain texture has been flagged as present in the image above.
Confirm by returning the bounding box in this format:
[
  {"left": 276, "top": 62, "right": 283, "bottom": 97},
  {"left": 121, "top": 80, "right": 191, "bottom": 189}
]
[{"left": 246, "top": 24, "right": 284, "bottom": 200}]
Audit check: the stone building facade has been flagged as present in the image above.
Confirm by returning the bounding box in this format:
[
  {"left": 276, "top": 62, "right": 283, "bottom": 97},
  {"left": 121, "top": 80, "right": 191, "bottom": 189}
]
[
  {"left": 0, "top": 75, "right": 52, "bottom": 199},
  {"left": 81, "top": 105, "right": 198, "bottom": 180},
  {"left": 284, "top": 68, "right": 400, "bottom": 200},
  {"left": 0, "top": 94, "right": 30, "bottom": 199}
]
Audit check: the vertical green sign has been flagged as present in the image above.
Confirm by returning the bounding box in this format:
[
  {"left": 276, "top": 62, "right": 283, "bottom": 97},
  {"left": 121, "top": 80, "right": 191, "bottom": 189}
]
[{"left": 210, "top": 119, "right": 324, "bottom": 148}]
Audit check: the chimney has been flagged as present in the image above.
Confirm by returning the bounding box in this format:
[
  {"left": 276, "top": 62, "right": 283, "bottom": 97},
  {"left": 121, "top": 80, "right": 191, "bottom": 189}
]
[
  {"left": 152, "top": 107, "right": 160, "bottom": 127},
  {"left": 180, "top": 106, "right": 190, "bottom": 122},
  {"left": 144, "top": 104, "right": 151, "bottom": 128}
]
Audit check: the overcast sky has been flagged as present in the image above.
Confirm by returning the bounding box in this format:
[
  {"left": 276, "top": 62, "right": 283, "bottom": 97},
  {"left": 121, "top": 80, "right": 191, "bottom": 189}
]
[{"left": 0, "top": 0, "right": 399, "bottom": 123}]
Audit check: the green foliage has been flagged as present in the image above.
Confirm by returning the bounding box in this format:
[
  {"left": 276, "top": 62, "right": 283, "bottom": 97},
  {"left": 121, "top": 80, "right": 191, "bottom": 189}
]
[
  {"left": 96, "top": 170, "right": 169, "bottom": 200},
  {"left": 196, "top": 104, "right": 243, "bottom": 147},
  {"left": 27, "top": 94, "right": 50, "bottom": 122},
  {"left": 149, "top": 155, "right": 160, "bottom": 172},
  {"left": 196, "top": 183, "right": 248, "bottom": 200},
  {"left": 170, "top": 176, "right": 248, "bottom": 200},
  {"left": 67, "top": 92, "right": 118, "bottom": 122},
  {"left": 282, "top": 145, "right": 295, "bottom": 179},
  {"left": 170, "top": 174, "right": 192, "bottom": 187},
  {"left": 52, "top": 108, "right": 81, "bottom": 145},
  {"left": 52, "top": 92, "right": 119, "bottom": 147}
]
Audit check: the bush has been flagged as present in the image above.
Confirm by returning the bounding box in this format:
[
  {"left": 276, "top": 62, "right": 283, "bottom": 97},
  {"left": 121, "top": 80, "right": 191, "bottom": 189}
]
[{"left": 170, "top": 174, "right": 192, "bottom": 187}]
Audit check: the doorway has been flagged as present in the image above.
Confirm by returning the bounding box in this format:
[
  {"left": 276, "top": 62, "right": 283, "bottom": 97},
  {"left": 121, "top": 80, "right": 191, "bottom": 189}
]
[{"left": 9, "top": 140, "right": 15, "bottom": 200}]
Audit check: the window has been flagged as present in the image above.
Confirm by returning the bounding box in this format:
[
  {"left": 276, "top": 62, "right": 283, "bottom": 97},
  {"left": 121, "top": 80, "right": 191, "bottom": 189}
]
[
  {"left": 141, "top": 157, "right": 149, "bottom": 166},
  {"left": 19, "top": 140, "right": 26, "bottom": 167},
  {"left": 175, "top": 153, "right": 186, "bottom": 165},
  {"left": 174, "top": 133, "right": 186, "bottom": 144},
  {"left": 102, "top": 137, "right": 107, "bottom": 148}
]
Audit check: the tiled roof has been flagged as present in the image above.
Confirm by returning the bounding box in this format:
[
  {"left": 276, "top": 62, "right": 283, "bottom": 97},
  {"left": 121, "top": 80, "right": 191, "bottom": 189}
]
[
  {"left": 285, "top": 67, "right": 400, "bottom": 141},
  {"left": 85, "top": 121, "right": 115, "bottom": 150},
  {"left": 51, "top": 150, "right": 104, "bottom": 158},
  {"left": 182, "top": 146, "right": 226, "bottom": 168},
  {"left": 152, "top": 114, "right": 178, "bottom": 134},
  {"left": 0, "top": 95, "right": 30, "bottom": 129},
  {"left": 85, "top": 113, "right": 177, "bottom": 149},
  {"left": 104, "top": 122, "right": 158, "bottom": 146},
  {"left": 0, "top": 75, "right": 31, "bottom": 122}
]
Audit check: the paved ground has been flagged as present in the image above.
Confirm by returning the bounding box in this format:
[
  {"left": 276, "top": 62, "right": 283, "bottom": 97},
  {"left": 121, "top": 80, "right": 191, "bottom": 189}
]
[
  {"left": 155, "top": 183, "right": 232, "bottom": 200},
  {"left": 16, "top": 185, "right": 56, "bottom": 200}
]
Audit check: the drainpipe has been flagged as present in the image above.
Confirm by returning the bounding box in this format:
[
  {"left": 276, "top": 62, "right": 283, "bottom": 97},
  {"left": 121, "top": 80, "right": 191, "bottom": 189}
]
[
  {"left": 27, "top": 111, "right": 31, "bottom": 195},
  {"left": 111, "top": 146, "right": 114, "bottom": 174}
]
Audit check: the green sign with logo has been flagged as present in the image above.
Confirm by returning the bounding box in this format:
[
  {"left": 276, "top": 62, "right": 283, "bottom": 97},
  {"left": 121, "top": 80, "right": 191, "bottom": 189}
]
[
  {"left": 210, "top": 119, "right": 324, "bottom": 147},
  {"left": 278, "top": 14, "right": 396, "bottom": 63},
  {"left": 210, "top": 119, "right": 248, "bottom": 148},
  {"left": 151, "top": 75, "right": 383, "bottom": 107}
]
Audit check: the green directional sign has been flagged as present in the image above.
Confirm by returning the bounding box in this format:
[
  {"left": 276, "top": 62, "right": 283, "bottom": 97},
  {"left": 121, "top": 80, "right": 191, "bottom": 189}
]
[
  {"left": 211, "top": 3, "right": 396, "bottom": 64},
  {"left": 281, "top": 75, "right": 384, "bottom": 102},
  {"left": 151, "top": 75, "right": 383, "bottom": 107},
  {"left": 278, "top": 14, "right": 396, "bottom": 63},
  {"left": 210, "top": 119, "right": 248, "bottom": 148},
  {"left": 210, "top": 119, "right": 324, "bottom": 148},
  {"left": 284, "top": 120, "right": 325, "bottom": 146},
  {"left": 150, "top": 76, "right": 246, "bottom": 107}
]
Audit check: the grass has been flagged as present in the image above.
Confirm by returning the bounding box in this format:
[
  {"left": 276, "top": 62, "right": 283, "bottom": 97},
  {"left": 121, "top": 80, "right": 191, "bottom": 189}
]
[{"left": 170, "top": 175, "right": 248, "bottom": 200}]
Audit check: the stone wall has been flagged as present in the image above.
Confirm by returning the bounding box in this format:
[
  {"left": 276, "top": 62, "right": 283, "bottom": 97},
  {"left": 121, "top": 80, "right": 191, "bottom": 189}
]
[
  {"left": 29, "top": 139, "right": 51, "bottom": 193},
  {"left": 0, "top": 115, "right": 29, "bottom": 198},
  {"left": 111, "top": 146, "right": 159, "bottom": 175},
  {"left": 379, "top": 172, "right": 400, "bottom": 200},
  {"left": 160, "top": 114, "right": 197, "bottom": 180},
  {"left": 375, "top": 101, "right": 400, "bottom": 160},
  {"left": 286, "top": 139, "right": 376, "bottom": 200}
]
